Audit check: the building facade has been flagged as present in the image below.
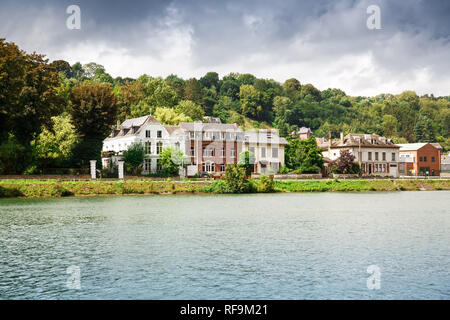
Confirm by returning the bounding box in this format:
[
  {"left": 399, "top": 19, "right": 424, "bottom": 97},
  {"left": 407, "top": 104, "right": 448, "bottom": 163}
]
[
  {"left": 102, "top": 115, "right": 286, "bottom": 176},
  {"left": 243, "top": 129, "right": 289, "bottom": 174},
  {"left": 398, "top": 143, "right": 442, "bottom": 176},
  {"left": 321, "top": 133, "right": 400, "bottom": 177}
]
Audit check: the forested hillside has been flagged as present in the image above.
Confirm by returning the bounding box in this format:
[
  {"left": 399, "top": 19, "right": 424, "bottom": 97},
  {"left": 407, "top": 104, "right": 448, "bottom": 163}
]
[{"left": 1, "top": 38, "right": 449, "bottom": 174}]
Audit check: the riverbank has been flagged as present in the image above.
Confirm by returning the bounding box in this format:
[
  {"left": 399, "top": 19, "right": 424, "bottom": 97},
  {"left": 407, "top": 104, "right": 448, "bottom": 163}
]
[{"left": 1, "top": 178, "right": 450, "bottom": 198}]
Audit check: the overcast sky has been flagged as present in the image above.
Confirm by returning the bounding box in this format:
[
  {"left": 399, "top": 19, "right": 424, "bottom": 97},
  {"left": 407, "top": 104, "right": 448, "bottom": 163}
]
[{"left": 1, "top": 0, "right": 449, "bottom": 96}]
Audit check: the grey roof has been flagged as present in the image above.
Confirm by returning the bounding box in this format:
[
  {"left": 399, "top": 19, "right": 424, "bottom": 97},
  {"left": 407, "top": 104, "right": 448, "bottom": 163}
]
[
  {"left": 178, "top": 121, "right": 240, "bottom": 132},
  {"left": 397, "top": 143, "right": 429, "bottom": 151},
  {"left": 121, "top": 115, "right": 152, "bottom": 128},
  {"left": 320, "top": 133, "right": 399, "bottom": 150},
  {"left": 430, "top": 143, "right": 443, "bottom": 150}
]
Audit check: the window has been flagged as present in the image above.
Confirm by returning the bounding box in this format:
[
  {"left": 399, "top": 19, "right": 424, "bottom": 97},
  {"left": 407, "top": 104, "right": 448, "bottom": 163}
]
[
  {"left": 203, "top": 162, "right": 215, "bottom": 172},
  {"left": 392, "top": 153, "right": 396, "bottom": 161},
  {"left": 419, "top": 156, "right": 423, "bottom": 162},
  {"left": 145, "top": 130, "right": 151, "bottom": 138},
  {"left": 144, "top": 159, "right": 151, "bottom": 171},
  {"left": 190, "top": 147, "right": 195, "bottom": 156},
  {"left": 431, "top": 156, "right": 435, "bottom": 163},
  {"left": 220, "top": 164, "right": 226, "bottom": 172},
  {"left": 231, "top": 148, "right": 235, "bottom": 157},
  {"left": 267, "top": 132, "right": 272, "bottom": 139},
  {"left": 156, "top": 142, "right": 163, "bottom": 154},
  {"left": 368, "top": 152, "right": 372, "bottom": 161},
  {"left": 424, "top": 156, "right": 427, "bottom": 162},
  {"left": 272, "top": 147, "right": 278, "bottom": 158},
  {"left": 249, "top": 147, "right": 255, "bottom": 154},
  {"left": 156, "top": 159, "right": 163, "bottom": 172},
  {"left": 382, "top": 152, "right": 386, "bottom": 161},
  {"left": 189, "top": 131, "right": 194, "bottom": 139},
  {"left": 203, "top": 147, "right": 207, "bottom": 157},
  {"left": 157, "top": 130, "right": 162, "bottom": 138},
  {"left": 261, "top": 147, "right": 266, "bottom": 158},
  {"left": 145, "top": 142, "right": 151, "bottom": 154},
  {"left": 375, "top": 152, "right": 379, "bottom": 161},
  {"left": 175, "top": 142, "right": 180, "bottom": 149},
  {"left": 221, "top": 148, "right": 225, "bottom": 157}
]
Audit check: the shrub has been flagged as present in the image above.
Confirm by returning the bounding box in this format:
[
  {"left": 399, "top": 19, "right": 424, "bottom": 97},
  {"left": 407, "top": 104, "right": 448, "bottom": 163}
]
[
  {"left": 223, "top": 164, "right": 250, "bottom": 193},
  {"left": 257, "top": 175, "right": 274, "bottom": 193}
]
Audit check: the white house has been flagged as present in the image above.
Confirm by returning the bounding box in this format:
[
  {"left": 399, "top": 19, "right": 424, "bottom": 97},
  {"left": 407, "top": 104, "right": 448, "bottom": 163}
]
[{"left": 102, "top": 115, "right": 186, "bottom": 174}]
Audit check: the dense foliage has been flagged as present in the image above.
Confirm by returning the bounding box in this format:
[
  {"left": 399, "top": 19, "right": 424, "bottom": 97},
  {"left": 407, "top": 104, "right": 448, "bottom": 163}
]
[
  {"left": 0, "top": 38, "right": 449, "bottom": 174},
  {"left": 285, "top": 137, "right": 324, "bottom": 173}
]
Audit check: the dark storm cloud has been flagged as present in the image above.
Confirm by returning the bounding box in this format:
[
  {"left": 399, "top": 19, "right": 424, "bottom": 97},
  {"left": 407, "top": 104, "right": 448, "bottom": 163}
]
[{"left": 0, "top": 0, "right": 449, "bottom": 95}]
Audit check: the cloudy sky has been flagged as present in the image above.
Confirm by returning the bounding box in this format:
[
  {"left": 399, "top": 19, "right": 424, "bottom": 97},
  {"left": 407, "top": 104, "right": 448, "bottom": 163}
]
[{"left": 1, "top": 0, "right": 449, "bottom": 96}]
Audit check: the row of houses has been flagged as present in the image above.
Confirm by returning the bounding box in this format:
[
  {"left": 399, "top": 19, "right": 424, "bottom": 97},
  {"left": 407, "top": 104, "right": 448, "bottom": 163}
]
[
  {"left": 101, "top": 115, "right": 445, "bottom": 177},
  {"left": 317, "top": 132, "right": 444, "bottom": 177},
  {"left": 101, "top": 115, "right": 288, "bottom": 176}
]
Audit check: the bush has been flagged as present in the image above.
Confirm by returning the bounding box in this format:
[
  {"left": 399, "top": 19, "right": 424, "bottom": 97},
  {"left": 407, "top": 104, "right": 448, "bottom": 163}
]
[
  {"left": 223, "top": 164, "right": 250, "bottom": 193},
  {"left": 257, "top": 175, "right": 274, "bottom": 193}
]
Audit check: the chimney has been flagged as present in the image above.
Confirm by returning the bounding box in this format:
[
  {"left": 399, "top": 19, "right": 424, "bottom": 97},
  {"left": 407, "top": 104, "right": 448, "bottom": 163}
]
[
  {"left": 340, "top": 132, "right": 344, "bottom": 144},
  {"left": 116, "top": 120, "right": 121, "bottom": 129}
]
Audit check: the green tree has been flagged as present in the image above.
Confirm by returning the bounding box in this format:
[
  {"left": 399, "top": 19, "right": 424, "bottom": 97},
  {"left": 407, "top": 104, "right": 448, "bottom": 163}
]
[
  {"left": 184, "top": 78, "right": 203, "bottom": 105},
  {"left": 176, "top": 100, "right": 205, "bottom": 121},
  {"left": 33, "top": 114, "right": 80, "bottom": 170},
  {"left": 238, "top": 150, "right": 256, "bottom": 176},
  {"left": 414, "top": 114, "right": 435, "bottom": 142},
  {"left": 0, "top": 134, "right": 27, "bottom": 174},
  {"left": 50, "top": 60, "right": 72, "bottom": 78},
  {"left": 154, "top": 107, "right": 192, "bottom": 125},
  {"left": 159, "top": 146, "right": 187, "bottom": 176},
  {"left": 282, "top": 78, "right": 301, "bottom": 101},
  {"left": 70, "top": 82, "right": 118, "bottom": 165},
  {"left": 285, "top": 137, "right": 323, "bottom": 173},
  {"left": 223, "top": 164, "right": 250, "bottom": 193},
  {"left": 123, "top": 142, "right": 145, "bottom": 175},
  {"left": 239, "top": 84, "right": 261, "bottom": 119}
]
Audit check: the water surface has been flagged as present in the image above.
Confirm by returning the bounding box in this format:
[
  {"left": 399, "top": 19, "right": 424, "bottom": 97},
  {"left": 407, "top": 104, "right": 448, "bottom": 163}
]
[{"left": 0, "top": 192, "right": 449, "bottom": 299}]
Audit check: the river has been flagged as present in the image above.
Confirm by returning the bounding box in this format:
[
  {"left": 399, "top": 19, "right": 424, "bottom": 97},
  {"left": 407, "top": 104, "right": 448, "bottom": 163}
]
[{"left": 0, "top": 191, "right": 449, "bottom": 299}]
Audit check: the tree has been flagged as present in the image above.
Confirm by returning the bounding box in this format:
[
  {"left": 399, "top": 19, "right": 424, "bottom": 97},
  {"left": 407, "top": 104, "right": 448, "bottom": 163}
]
[
  {"left": 239, "top": 84, "right": 262, "bottom": 119},
  {"left": 282, "top": 78, "right": 301, "bottom": 101},
  {"left": 199, "top": 72, "right": 219, "bottom": 89},
  {"left": 176, "top": 100, "right": 205, "bottom": 121},
  {"left": 70, "top": 82, "right": 118, "bottom": 165},
  {"left": 184, "top": 78, "right": 203, "bottom": 105},
  {"left": 285, "top": 137, "right": 323, "bottom": 173},
  {"left": 50, "top": 60, "right": 73, "bottom": 78},
  {"left": 273, "top": 96, "right": 294, "bottom": 137},
  {"left": 223, "top": 164, "right": 250, "bottom": 193},
  {"left": 238, "top": 150, "right": 256, "bottom": 176},
  {"left": 154, "top": 107, "right": 192, "bottom": 125},
  {"left": 33, "top": 114, "right": 80, "bottom": 170},
  {"left": 414, "top": 114, "right": 435, "bottom": 142},
  {"left": 123, "top": 143, "right": 145, "bottom": 175},
  {"left": 0, "top": 134, "right": 27, "bottom": 174},
  {"left": 333, "top": 149, "right": 358, "bottom": 174},
  {"left": 71, "top": 62, "right": 84, "bottom": 80},
  {"left": 0, "top": 38, "right": 65, "bottom": 145},
  {"left": 159, "top": 146, "right": 187, "bottom": 176},
  {"left": 382, "top": 114, "right": 398, "bottom": 137}
]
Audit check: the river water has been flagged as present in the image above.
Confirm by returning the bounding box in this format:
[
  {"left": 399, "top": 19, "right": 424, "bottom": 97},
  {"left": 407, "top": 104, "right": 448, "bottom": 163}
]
[{"left": 0, "top": 192, "right": 449, "bottom": 299}]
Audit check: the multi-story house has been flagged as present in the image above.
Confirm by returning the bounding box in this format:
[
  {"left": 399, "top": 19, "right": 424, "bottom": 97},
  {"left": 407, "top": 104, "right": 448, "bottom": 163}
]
[
  {"left": 102, "top": 115, "right": 186, "bottom": 174},
  {"left": 398, "top": 143, "right": 442, "bottom": 176},
  {"left": 243, "top": 129, "right": 289, "bottom": 174},
  {"left": 102, "top": 115, "right": 287, "bottom": 176},
  {"left": 321, "top": 133, "right": 400, "bottom": 177}
]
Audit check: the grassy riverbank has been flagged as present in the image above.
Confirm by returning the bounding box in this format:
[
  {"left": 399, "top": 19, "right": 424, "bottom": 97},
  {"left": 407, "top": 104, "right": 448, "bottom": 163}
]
[{"left": 0, "top": 179, "right": 449, "bottom": 198}]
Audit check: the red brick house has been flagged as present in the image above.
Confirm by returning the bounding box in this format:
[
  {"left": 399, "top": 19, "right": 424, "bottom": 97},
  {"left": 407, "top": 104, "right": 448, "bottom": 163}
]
[{"left": 398, "top": 143, "right": 442, "bottom": 176}]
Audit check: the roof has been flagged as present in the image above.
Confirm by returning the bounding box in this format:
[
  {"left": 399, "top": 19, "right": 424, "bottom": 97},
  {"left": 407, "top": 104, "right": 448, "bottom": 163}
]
[
  {"left": 320, "top": 133, "right": 399, "bottom": 150},
  {"left": 397, "top": 143, "right": 429, "bottom": 151},
  {"left": 297, "top": 127, "right": 312, "bottom": 134},
  {"left": 430, "top": 143, "right": 443, "bottom": 150},
  {"left": 244, "top": 131, "right": 289, "bottom": 145},
  {"left": 178, "top": 121, "right": 240, "bottom": 132},
  {"left": 121, "top": 115, "right": 158, "bottom": 128},
  {"left": 164, "top": 125, "right": 181, "bottom": 135}
]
